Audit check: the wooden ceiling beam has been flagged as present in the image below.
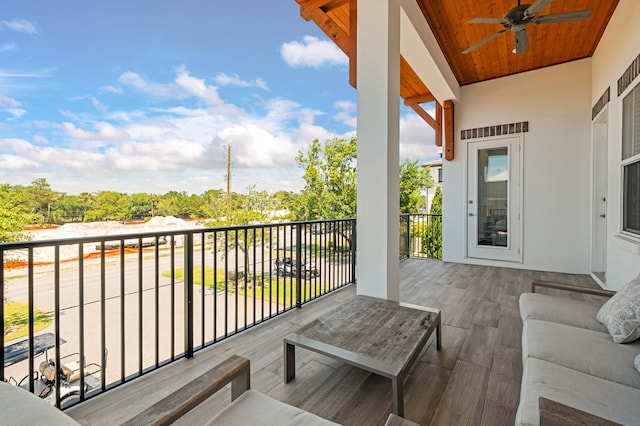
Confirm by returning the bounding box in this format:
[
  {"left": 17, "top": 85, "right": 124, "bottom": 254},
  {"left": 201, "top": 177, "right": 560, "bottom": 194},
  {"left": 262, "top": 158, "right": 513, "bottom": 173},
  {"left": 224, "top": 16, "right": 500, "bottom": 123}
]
[
  {"left": 403, "top": 94, "right": 435, "bottom": 105},
  {"left": 349, "top": 0, "right": 357, "bottom": 88},
  {"left": 300, "top": 0, "right": 348, "bottom": 21},
  {"left": 406, "top": 103, "right": 436, "bottom": 130},
  {"left": 443, "top": 100, "right": 454, "bottom": 161},
  {"left": 435, "top": 102, "right": 442, "bottom": 147},
  {"left": 300, "top": 7, "right": 350, "bottom": 55}
]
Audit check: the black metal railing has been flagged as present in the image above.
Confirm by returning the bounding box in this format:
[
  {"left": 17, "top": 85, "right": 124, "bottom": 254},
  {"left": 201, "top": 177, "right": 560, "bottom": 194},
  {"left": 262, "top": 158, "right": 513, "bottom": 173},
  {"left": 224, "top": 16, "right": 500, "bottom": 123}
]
[
  {"left": 401, "top": 214, "right": 443, "bottom": 259},
  {"left": 1, "top": 218, "right": 355, "bottom": 408}
]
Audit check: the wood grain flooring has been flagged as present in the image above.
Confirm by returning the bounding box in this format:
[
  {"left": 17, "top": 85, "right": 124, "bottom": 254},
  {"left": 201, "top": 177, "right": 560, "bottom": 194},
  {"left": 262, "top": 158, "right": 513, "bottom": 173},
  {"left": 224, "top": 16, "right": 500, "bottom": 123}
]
[{"left": 66, "top": 259, "right": 600, "bottom": 426}]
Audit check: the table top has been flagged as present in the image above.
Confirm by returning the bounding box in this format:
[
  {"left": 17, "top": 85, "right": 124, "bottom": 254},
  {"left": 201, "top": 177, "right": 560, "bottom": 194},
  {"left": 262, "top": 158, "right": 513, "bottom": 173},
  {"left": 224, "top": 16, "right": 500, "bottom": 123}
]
[{"left": 296, "top": 296, "right": 439, "bottom": 368}]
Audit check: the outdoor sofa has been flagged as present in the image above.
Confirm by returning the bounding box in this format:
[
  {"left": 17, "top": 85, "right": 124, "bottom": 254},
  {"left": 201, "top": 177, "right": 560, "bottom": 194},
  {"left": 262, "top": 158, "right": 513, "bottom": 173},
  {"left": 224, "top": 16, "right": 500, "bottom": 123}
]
[{"left": 516, "top": 274, "right": 640, "bottom": 425}]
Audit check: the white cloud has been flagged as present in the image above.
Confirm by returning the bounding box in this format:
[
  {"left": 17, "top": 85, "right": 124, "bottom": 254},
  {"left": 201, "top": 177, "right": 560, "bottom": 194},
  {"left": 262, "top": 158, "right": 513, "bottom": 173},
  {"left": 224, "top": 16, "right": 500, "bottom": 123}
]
[
  {"left": 61, "top": 122, "right": 130, "bottom": 141},
  {"left": 0, "top": 42, "right": 17, "bottom": 53},
  {"left": 211, "top": 124, "right": 297, "bottom": 168},
  {"left": 91, "top": 97, "right": 108, "bottom": 112},
  {"left": 118, "top": 71, "right": 175, "bottom": 98},
  {"left": 1, "top": 19, "right": 40, "bottom": 35},
  {"left": 333, "top": 100, "right": 356, "bottom": 128},
  {"left": 399, "top": 113, "right": 439, "bottom": 160},
  {"left": 0, "top": 153, "right": 41, "bottom": 171},
  {"left": 281, "top": 36, "right": 347, "bottom": 69},
  {"left": 214, "top": 73, "right": 269, "bottom": 91},
  {"left": 100, "top": 85, "right": 123, "bottom": 94},
  {"left": 118, "top": 66, "right": 223, "bottom": 105},
  {"left": 7, "top": 108, "right": 26, "bottom": 118},
  {"left": 174, "top": 65, "right": 221, "bottom": 105},
  {"left": 0, "top": 94, "right": 21, "bottom": 107}
]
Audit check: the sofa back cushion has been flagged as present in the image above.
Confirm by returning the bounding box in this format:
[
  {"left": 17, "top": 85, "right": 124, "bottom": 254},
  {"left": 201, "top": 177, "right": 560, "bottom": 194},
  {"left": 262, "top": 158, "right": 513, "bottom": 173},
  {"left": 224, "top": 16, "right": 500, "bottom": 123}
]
[{"left": 597, "top": 274, "right": 640, "bottom": 343}]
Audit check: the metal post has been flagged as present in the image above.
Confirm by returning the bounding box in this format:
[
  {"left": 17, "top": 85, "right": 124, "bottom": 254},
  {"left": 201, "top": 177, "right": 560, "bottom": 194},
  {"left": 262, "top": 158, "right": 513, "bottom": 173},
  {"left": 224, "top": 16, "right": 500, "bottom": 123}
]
[
  {"left": 185, "top": 233, "right": 194, "bottom": 358},
  {"left": 295, "top": 224, "right": 302, "bottom": 308}
]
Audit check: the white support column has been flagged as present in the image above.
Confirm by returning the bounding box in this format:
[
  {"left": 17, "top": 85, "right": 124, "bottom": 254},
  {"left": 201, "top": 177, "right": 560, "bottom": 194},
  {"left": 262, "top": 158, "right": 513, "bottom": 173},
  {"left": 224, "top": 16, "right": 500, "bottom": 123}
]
[{"left": 356, "top": 0, "right": 401, "bottom": 301}]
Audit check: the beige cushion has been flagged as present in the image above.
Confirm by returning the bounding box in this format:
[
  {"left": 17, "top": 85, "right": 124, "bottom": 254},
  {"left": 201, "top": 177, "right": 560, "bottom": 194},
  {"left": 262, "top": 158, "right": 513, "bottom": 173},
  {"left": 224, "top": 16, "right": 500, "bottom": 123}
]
[
  {"left": 515, "top": 358, "right": 640, "bottom": 426},
  {"left": 596, "top": 274, "right": 640, "bottom": 343},
  {"left": 519, "top": 293, "right": 607, "bottom": 332},
  {"left": 206, "top": 389, "right": 339, "bottom": 425},
  {"left": 0, "top": 381, "right": 80, "bottom": 426},
  {"left": 522, "top": 319, "right": 640, "bottom": 388}
]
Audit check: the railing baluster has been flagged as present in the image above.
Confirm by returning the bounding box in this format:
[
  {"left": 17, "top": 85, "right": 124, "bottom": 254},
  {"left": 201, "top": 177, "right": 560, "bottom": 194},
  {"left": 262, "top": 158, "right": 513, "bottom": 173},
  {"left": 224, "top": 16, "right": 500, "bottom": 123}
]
[
  {"left": 120, "top": 240, "right": 125, "bottom": 383},
  {"left": 184, "top": 233, "right": 194, "bottom": 359},
  {"left": 54, "top": 245, "right": 61, "bottom": 407},
  {"left": 138, "top": 239, "right": 143, "bottom": 374},
  {"left": 155, "top": 238, "right": 160, "bottom": 368},
  {"left": 28, "top": 247, "right": 34, "bottom": 394}
]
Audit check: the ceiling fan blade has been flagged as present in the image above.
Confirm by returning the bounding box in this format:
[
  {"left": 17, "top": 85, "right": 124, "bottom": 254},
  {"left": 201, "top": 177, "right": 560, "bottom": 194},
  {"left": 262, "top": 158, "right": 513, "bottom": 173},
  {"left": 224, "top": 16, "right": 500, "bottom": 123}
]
[
  {"left": 534, "top": 9, "right": 593, "bottom": 24},
  {"left": 462, "top": 29, "right": 508, "bottom": 54},
  {"left": 513, "top": 28, "right": 529, "bottom": 54},
  {"left": 524, "top": 0, "right": 555, "bottom": 19},
  {"left": 469, "top": 17, "right": 510, "bottom": 25}
]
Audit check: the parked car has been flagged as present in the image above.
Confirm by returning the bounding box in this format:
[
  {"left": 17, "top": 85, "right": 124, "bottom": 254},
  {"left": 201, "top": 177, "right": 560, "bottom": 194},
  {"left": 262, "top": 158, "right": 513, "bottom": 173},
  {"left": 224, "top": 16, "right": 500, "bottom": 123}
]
[{"left": 274, "top": 257, "right": 319, "bottom": 279}]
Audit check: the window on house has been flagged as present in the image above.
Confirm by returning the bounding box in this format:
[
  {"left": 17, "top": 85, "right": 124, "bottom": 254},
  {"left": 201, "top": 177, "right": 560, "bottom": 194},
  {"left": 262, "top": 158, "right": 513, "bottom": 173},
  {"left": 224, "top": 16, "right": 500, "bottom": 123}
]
[
  {"left": 437, "top": 167, "right": 443, "bottom": 183},
  {"left": 622, "top": 82, "right": 640, "bottom": 236}
]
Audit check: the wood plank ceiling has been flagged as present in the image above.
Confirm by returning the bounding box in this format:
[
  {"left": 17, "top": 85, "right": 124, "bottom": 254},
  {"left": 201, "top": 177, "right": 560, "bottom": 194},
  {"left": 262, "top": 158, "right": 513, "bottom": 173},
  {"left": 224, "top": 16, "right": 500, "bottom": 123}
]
[{"left": 295, "top": 0, "right": 619, "bottom": 89}]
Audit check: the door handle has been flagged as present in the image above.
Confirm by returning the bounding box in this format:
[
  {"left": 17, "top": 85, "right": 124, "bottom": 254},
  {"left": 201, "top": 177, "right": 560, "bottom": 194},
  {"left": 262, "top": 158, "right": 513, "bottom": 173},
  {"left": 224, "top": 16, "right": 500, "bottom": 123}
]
[
  {"left": 469, "top": 213, "right": 476, "bottom": 217},
  {"left": 600, "top": 214, "right": 606, "bottom": 218}
]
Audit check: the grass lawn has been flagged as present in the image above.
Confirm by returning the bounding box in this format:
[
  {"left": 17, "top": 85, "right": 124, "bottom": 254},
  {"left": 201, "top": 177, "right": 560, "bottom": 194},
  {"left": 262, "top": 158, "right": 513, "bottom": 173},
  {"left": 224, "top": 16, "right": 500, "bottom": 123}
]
[
  {"left": 4, "top": 302, "right": 52, "bottom": 342},
  {"left": 165, "top": 266, "right": 329, "bottom": 306}
]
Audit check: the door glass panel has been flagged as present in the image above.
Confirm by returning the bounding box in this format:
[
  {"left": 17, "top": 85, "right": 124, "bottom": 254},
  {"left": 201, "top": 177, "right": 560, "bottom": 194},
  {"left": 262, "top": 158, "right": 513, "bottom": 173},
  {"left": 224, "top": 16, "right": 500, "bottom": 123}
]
[{"left": 477, "top": 147, "right": 508, "bottom": 247}]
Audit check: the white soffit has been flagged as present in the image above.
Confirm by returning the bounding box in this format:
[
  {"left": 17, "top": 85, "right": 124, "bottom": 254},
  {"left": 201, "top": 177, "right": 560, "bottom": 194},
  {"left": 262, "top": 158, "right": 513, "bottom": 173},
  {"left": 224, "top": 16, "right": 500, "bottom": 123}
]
[{"left": 399, "top": 0, "right": 460, "bottom": 103}]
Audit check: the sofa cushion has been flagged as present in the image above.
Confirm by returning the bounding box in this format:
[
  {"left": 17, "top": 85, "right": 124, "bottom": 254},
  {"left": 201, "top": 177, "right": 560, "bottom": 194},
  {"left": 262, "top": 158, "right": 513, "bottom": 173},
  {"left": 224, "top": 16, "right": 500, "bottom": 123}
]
[
  {"left": 0, "top": 381, "right": 80, "bottom": 426},
  {"left": 206, "top": 389, "right": 339, "bottom": 425},
  {"left": 522, "top": 319, "right": 640, "bottom": 389},
  {"left": 519, "top": 293, "right": 607, "bottom": 332},
  {"left": 596, "top": 274, "right": 640, "bottom": 343},
  {"left": 515, "top": 358, "right": 640, "bottom": 426}
]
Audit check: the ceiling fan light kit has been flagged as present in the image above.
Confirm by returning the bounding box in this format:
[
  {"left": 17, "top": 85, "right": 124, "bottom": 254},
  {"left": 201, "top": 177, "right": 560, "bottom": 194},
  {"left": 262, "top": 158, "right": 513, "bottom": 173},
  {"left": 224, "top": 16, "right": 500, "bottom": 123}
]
[{"left": 462, "top": 0, "right": 592, "bottom": 54}]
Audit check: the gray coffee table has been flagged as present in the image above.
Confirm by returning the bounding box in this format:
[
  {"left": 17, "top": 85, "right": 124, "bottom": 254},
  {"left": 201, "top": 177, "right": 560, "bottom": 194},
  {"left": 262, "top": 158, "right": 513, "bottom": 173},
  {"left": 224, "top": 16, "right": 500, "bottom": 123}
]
[{"left": 284, "top": 296, "right": 441, "bottom": 416}]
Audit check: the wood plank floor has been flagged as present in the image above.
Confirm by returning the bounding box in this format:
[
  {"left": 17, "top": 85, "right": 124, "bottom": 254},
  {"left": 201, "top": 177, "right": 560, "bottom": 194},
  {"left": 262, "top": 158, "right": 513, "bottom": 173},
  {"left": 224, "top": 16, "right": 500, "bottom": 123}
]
[{"left": 66, "top": 259, "right": 601, "bottom": 426}]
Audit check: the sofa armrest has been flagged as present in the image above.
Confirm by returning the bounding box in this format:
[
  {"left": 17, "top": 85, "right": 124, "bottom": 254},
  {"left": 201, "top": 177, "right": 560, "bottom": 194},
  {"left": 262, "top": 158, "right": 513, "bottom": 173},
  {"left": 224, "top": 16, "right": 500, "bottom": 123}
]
[
  {"left": 531, "top": 280, "right": 616, "bottom": 298},
  {"left": 539, "top": 397, "right": 621, "bottom": 426},
  {"left": 122, "top": 355, "right": 250, "bottom": 426}
]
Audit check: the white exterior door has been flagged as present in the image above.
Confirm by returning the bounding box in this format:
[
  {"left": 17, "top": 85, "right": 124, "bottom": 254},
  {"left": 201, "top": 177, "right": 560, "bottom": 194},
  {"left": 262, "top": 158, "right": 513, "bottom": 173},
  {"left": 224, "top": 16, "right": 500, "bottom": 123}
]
[
  {"left": 467, "top": 137, "right": 522, "bottom": 262},
  {"left": 591, "top": 113, "right": 607, "bottom": 284}
]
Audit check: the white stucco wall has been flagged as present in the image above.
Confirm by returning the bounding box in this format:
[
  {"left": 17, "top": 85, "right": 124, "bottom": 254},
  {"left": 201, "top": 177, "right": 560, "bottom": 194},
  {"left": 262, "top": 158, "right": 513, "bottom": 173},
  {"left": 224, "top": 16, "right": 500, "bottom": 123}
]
[
  {"left": 591, "top": 0, "right": 640, "bottom": 290},
  {"left": 443, "top": 59, "right": 592, "bottom": 274}
]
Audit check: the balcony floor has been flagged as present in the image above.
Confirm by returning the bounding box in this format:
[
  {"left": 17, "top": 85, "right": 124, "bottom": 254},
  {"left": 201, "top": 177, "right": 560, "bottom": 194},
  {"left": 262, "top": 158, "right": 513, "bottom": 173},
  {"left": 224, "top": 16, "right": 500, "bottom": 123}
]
[{"left": 66, "top": 259, "right": 601, "bottom": 425}]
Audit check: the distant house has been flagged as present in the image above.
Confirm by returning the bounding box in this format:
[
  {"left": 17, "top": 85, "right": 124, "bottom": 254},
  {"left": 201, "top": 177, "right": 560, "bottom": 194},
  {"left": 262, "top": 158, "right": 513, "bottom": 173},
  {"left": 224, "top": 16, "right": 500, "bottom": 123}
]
[{"left": 422, "top": 152, "right": 442, "bottom": 212}]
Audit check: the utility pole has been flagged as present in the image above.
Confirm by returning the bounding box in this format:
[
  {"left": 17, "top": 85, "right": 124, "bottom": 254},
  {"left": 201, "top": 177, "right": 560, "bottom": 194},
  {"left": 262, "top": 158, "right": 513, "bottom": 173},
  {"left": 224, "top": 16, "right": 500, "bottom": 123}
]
[{"left": 226, "top": 145, "right": 231, "bottom": 217}]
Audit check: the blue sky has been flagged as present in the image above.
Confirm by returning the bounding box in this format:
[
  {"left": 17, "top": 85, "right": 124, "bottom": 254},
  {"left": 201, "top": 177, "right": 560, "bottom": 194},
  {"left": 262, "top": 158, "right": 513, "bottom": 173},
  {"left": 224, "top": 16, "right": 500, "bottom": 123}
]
[{"left": 1, "top": 1, "right": 437, "bottom": 195}]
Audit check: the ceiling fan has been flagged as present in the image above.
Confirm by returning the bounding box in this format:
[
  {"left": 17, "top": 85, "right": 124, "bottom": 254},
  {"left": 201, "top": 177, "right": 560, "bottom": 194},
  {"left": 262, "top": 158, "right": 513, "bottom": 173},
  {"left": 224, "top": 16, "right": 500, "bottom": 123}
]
[{"left": 462, "top": 0, "right": 592, "bottom": 54}]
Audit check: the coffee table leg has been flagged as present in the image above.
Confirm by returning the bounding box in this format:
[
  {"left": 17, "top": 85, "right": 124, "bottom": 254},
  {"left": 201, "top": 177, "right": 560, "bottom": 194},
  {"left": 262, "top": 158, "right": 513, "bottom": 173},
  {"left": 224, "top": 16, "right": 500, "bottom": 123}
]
[
  {"left": 436, "top": 321, "right": 442, "bottom": 350},
  {"left": 392, "top": 376, "right": 404, "bottom": 416},
  {"left": 284, "top": 341, "right": 296, "bottom": 383}
]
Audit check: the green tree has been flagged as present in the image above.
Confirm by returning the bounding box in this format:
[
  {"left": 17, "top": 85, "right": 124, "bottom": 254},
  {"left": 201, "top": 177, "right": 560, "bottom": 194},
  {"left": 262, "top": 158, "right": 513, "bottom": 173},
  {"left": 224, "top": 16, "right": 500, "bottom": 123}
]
[
  {"left": 293, "top": 137, "right": 357, "bottom": 220},
  {"left": 24, "top": 178, "right": 59, "bottom": 224},
  {"left": 0, "top": 209, "right": 32, "bottom": 243},
  {"left": 207, "top": 186, "right": 271, "bottom": 278},
  {"left": 51, "top": 194, "right": 86, "bottom": 223},
  {"left": 423, "top": 186, "right": 442, "bottom": 259},
  {"left": 400, "top": 160, "right": 433, "bottom": 214},
  {"left": 85, "top": 191, "right": 131, "bottom": 221}
]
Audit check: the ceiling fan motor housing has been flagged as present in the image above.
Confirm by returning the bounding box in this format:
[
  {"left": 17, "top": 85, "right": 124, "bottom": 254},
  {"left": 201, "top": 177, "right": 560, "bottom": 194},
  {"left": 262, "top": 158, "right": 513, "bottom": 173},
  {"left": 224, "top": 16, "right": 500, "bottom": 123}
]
[{"left": 503, "top": 4, "right": 536, "bottom": 27}]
